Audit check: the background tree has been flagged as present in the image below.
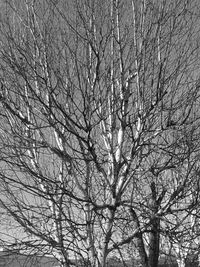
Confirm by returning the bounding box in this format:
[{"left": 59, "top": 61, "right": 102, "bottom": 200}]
[{"left": 0, "top": 0, "right": 199, "bottom": 267}]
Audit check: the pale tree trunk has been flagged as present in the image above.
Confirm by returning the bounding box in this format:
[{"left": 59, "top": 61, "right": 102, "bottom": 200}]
[
  {"left": 21, "top": 4, "right": 69, "bottom": 265},
  {"left": 173, "top": 243, "right": 188, "bottom": 267},
  {"left": 177, "top": 258, "right": 186, "bottom": 267}
]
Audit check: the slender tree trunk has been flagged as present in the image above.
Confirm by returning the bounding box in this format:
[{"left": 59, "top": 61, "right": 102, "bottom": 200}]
[
  {"left": 130, "top": 208, "right": 148, "bottom": 267},
  {"left": 135, "top": 233, "right": 149, "bottom": 267},
  {"left": 148, "top": 182, "right": 161, "bottom": 267}
]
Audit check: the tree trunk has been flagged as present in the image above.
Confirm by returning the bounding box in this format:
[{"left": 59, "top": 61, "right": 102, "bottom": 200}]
[
  {"left": 135, "top": 233, "right": 149, "bottom": 267},
  {"left": 177, "top": 257, "right": 186, "bottom": 267},
  {"left": 130, "top": 208, "right": 148, "bottom": 267},
  {"left": 148, "top": 182, "right": 161, "bottom": 267},
  {"left": 148, "top": 218, "right": 160, "bottom": 267}
]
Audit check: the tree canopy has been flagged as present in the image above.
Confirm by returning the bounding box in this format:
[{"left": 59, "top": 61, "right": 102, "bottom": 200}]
[{"left": 0, "top": 1, "right": 199, "bottom": 267}]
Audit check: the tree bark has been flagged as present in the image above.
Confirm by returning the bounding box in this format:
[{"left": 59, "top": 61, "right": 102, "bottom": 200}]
[
  {"left": 148, "top": 182, "right": 160, "bottom": 267},
  {"left": 130, "top": 208, "right": 148, "bottom": 267},
  {"left": 148, "top": 218, "right": 160, "bottom": 267}
]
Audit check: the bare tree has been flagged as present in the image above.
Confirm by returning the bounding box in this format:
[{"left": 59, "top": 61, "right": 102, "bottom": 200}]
[{"left": 0, "top": 0, "right": 199, "bottom": 267}]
